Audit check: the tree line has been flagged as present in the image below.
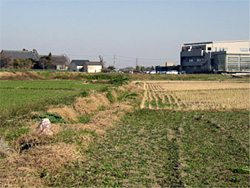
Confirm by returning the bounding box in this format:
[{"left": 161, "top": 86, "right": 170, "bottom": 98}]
[{"left": 0, "top": 53, "right": 57, "bottom": 69}]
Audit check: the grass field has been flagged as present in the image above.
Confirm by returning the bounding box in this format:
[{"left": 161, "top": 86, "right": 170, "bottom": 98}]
[
  {"left": 0, "top": 89, "right": 79, "bottom": 111},
  {"left": 41, "top": 109, "right": 249, "bottom": 187},
  {"left": 0, "top": 80, "right": 105, "bottom": 90},
  {"left": 0, "top": 80, "right": 108, "bottom": 120}
]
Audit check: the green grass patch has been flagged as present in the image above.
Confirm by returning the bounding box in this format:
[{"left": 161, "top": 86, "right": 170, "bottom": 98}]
[
  {"left": 43, "top": 109, "right": 249, "bottom": 187},
  {"left": 39, "top": 112, "right": 67, "bottom": 124},
  {"left": 106, "top": 91, "right": 116, "bottom": 103},
  {"left": 77, "top": 114, "right": 94, "bottom": 124},
  {"left": 0, "top": 80, "right": 106, "bottom": 90},
  {"left": 54, "top": 128, "right": 96, "bottom": 146}
]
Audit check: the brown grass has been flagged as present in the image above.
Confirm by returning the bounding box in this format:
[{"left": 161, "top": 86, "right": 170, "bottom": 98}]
[
  {"left": 145, "top": 81, "right": 249, "bottom": 91},
  {"left": 48, "top": 106, "right": 78, "bottom": 122},
  {"left": 142, "top": 81, "right": 250, "bottom": 111},
  {"left": 0, "top": 143, "right": 82, "bottom": 187},
  {"left": 73, "top": 92, "right": 110, "bottom": 115}
]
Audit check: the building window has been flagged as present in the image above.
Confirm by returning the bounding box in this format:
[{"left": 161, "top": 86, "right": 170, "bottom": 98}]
[
  {"left": 240, "top": 48, "right": 248, "bottom": 52},
  {"left": 214, "top": 47, "right": 217, "bottom": 52},
  {"left": 207, "top": 47, "right": 211, "bottom": 51}
]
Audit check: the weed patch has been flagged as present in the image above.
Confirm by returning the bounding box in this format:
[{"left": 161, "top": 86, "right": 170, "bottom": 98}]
[
  {"left": 39, "top": 112, "right": 67, "bottom": 124},
  {"left": 107, "top": 91, "right": 116, "bottom": 103}
]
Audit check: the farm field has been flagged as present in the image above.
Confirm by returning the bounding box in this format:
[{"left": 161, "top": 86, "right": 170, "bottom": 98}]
[
  {"left": 141, "top": 81, "right": 250, "bottom": 111},
  {"left": 0, "top": 80, "right": 107, "bottom": 118},
  {"left": 0, "top": 75, "right": 249, "bottom": 187},
  {"left": 0, "top": 89, "right": 79, "bottom": 111},
  {"left": 0, "top": 80, "right": 106, "bottom": 90},
  {"left": 42, "top": 109, "right": 249, "bottom": 187}
]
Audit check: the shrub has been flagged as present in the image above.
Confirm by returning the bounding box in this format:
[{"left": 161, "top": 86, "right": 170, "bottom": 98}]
[
  {"left": 79, "top": 90, "right": 89, "bottom": 97},
  {"left": 109, "top": 75, "right": 129, "bottom": 86},
  {"left": 39, "top": 112, "right": 67, "bottom": 124}
]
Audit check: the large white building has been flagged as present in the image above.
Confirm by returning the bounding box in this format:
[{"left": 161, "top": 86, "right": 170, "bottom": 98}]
[{"left": 180, "top": 40, "right": 250, "bottom": 73}]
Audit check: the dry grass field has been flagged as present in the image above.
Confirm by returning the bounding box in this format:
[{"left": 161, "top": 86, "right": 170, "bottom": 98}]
[{"left": 141, "top": 81, "right": 250, "bottom": 111}]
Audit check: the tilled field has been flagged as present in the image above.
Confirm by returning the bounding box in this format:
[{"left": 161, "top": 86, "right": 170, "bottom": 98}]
[{"left": 141, "top": 81, "right": 250, "bottom": 110}]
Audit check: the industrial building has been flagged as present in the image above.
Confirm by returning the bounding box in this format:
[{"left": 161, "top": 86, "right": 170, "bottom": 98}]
[{"left": 180, "top": 40, "right": 250, "bottom": 73}]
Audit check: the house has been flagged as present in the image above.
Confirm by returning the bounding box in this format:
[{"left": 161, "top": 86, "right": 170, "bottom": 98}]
[
  {"left": 70, "top": 60, "right": 90, "bottom": 72},
  {"left": 84, "top": 61, "right": 103, "bottom": 73},
  {"left": 70, "top": 60, "right": 103, "bottom": 73},
  {"left": 51, "top": 55, "right": 70, "bottom": 70},
  {"left": 0, "top": 49, "right": 40, "bottom": 61},
  {"left": 180, "top": 40, "right": 250, "bottom": 73},
  {"left": 119, "top": 67, "right": 134, "bottom": 73}
]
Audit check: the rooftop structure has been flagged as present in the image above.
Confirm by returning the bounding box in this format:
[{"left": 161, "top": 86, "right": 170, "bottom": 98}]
[{"left": 0, "top": 49, "right": 39, "bottom": 61}]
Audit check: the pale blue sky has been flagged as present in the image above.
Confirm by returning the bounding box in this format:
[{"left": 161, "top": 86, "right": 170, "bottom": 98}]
[{"left": 0, "top": 0, "right": 249, "bottom": 68}]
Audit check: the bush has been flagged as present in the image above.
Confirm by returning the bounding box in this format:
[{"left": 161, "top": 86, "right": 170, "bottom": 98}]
[
  {"left": 39, "top": 112, "right": 67, "bottom": 124},
  {"left": 109, "top": 75, "right": 129, "bottom": 86},
  {"left": 79, "top": 90, "right": 89, "bottom": 97},
  {"left": 99, "top": 86, "right": 109, "bottom": 92}
]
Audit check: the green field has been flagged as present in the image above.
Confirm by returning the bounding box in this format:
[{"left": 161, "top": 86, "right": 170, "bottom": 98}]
[
  {"left": 41, "top": 109, "right": 249, "bottom": 187},
  {"left": 0, "top": 80, "right": 107, "bottom": 119},
  {"left": 0, "top": 80, "right": 106, "bottom": 89},
  {"left": 0, "top": 89, "right": 79, "bottom": 111}
]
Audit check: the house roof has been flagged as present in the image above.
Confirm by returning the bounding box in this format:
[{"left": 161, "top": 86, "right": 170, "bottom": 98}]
[
  {"left": 71, "top": 60, "right": 90, "bottom": 66},
  {"left": 51, "top": 55, "right": 70, "bottom": 65},
  {"left": 183, "top": 40, "right": 249, "bottom": 46},
  {"left": 0, "top": 49, "right": 39, "bottom": 61},
  {"left": 85, "top": 61, "right": 103, "bottom": 66}
]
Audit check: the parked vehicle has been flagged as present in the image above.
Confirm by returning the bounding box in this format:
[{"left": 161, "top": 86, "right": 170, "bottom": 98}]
[
  {"left": 179, "top": 71, "right": 186, "bottom": 74},
  {"left": 159, "top": 71, "right": 167, "bottom": 74},
  {"left": 150, "top": 71, "right": 156, "bottom": 74},
  {"left": 166, "top": 70, "right": 178, "bottom": 74}
]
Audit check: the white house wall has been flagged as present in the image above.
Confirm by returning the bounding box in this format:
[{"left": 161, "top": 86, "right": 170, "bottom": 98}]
[{"left": 87, "top": 65, "right": 102, "bottom": 73}]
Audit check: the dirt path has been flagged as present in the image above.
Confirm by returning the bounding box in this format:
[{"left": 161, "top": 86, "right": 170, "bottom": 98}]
[{"left": 140, "top": 82, "right": 147, "bottom": 109}]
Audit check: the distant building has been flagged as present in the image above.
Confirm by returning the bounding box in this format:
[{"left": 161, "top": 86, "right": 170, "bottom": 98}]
[
  {"left": 84, "top": 61, "right": 103, "bottom": 73},
  {"left": 70, "top": 60, "right": 89, "bottom": 71},
  {"left": 180, "top": 40, "right": 250, "bottom": 73},
  {"left": 70, "top": 60, "right": 103, "bottom": 73},
  {"left": 119, "top": 67, "right": 134, "bottom": 73},
  {"left": 0, "top": 49, "right": 39, "bottom": 61},
  {"left": 155, "top": 63, "right": 178, "bottom": 73},
  {"left": 51, "top": 55, "right": 70, "bottom": 70},
  {"left": 166, "top": 62, "right": 174, "bottom": 67}
]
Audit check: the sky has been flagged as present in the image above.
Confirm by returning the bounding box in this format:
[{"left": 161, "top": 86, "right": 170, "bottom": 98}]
[{"left": 0, "top": 0, "right": 249, "bottom": 68}]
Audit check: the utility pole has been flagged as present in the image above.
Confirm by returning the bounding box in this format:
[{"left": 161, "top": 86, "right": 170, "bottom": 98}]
[{"left": 136, "top": 57, "right": 139, "bottom": 72}]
